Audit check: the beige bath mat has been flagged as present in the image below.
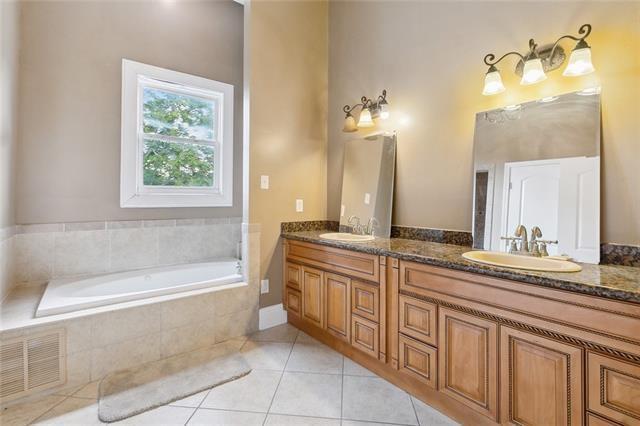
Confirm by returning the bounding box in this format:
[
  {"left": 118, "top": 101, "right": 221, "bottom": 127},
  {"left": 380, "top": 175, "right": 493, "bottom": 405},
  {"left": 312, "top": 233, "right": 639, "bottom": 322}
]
[{"left": 97, "top": 340, "right": 251, "bottom": 423}]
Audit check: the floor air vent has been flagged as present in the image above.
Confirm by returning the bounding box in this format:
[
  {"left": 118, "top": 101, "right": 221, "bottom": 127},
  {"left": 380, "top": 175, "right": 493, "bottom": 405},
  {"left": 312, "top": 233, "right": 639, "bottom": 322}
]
[{"left": 0, "top": 329, "right": 66, "bottom": 403}]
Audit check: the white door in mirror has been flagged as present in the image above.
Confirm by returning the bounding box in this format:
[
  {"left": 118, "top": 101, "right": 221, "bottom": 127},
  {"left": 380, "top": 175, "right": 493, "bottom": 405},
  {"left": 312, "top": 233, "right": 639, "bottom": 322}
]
[{"left": 462, "top": 251, "right": 581, "bottom": 272}]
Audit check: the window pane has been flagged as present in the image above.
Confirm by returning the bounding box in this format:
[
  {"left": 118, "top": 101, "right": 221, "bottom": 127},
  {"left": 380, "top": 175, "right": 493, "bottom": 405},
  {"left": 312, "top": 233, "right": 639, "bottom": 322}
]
[
  {"left": 142, "top": 139, "right": 215, "bottom": 187},
  {"left": 142, "top": 87, "right": 216, "bottom": 140}
]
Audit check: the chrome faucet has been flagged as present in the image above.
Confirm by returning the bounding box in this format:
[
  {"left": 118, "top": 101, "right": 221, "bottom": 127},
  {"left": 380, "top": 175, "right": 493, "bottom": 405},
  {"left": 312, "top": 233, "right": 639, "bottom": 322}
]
[
  {"left": 514, "top": 225, "right": 529, "bottom": 253},
  {"left": 364, "top": 217, "right": 379, "bottom": 237},
  {"left": 348, "top": 215, "right": 363, "bottom": 234},
  {"left": 502, "top": 225, "right": 558, "bottom": 257},
  {"left": 529, "top": 226, "right": 542, "bottom": 256}
]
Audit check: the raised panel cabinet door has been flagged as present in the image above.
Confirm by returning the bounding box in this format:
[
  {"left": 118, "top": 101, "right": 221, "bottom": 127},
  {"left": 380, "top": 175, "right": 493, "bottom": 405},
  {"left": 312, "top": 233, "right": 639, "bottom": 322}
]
[
  {"left": 438, "top": 308, "right": 498, "bottom": 421},
  {"left": 500, "top": 326, "right": 583, "bottom": 426},
  {"left": 286, "top": 262, "right": 302, "bottom": 290},
  {"left": 399, "top": 295, "right": 437, "bottom": 346},
  {"left": 324, "top": 273, "right": 351, "bottom": 342},
  {"left": 301, "top": 266, "right": 324, "bottom": 328},
  {"left": 399, "top": 334, "right": 437, "bottom": 389},
  {"left": 588, "top": 352, "right": 640, "bottom": 425},
  {"left": 351, "top": 315, "right": 379, "bottom": 358},
  {"left": 351, "top": 280, "right": 379, "bottom": 322},
  {"left": 285, "top": 288, "right": 301, "bottom": 318}
]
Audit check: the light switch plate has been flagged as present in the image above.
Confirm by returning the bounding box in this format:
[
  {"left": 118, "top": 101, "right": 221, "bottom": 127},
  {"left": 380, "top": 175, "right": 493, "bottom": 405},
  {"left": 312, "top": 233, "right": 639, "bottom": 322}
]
[
  {"left": 260, "top": 279, "right": 269, "bottom": 294},
  {"left": 341, "top": 204, "right": 345, "bottom": 217},
  {"left": 364, "top": 193, "right": 371, "bottom": 205},
  {"left": 260, "top": 175, "right": 269, "bottom": 189},
  {"left": 296, "top": 199, "right": 304, "bottom": 212}
]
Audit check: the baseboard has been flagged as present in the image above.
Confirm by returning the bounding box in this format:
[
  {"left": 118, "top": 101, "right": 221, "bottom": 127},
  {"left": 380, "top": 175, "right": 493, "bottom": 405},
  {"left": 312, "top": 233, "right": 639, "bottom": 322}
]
[{"left": 258, "top": 303, "right": 288, "bottom": 330}]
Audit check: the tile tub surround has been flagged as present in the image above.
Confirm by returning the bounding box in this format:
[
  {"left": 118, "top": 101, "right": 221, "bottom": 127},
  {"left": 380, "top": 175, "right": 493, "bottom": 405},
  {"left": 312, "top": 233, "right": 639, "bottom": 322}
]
[
  {"left": 281, "top": 230, "right": 640, "bottom": 304},
  {"left": 11, "top": 217, "right": 242, "bottom": 286},
  {"left": 0, "top": 278, "right": 259, "bottom": 408},
  {"left": 0, "top": 324, "right": 458, "bottom": 426},
  {"left": 0, "top": 225, "right": 16, "bottom": 302}
]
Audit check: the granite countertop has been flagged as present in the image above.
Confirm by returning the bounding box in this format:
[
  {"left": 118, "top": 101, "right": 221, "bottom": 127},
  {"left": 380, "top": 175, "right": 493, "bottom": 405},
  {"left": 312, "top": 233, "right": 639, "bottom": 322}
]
[{"left": 282, "top": 230, "right": 640, "bottom": 304}]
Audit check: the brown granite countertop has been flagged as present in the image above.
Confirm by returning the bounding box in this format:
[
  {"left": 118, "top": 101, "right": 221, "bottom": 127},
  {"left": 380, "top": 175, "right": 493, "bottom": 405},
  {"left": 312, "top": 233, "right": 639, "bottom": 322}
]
[{"left": 282, "top": 230, "right": 640, "bottom": 304}]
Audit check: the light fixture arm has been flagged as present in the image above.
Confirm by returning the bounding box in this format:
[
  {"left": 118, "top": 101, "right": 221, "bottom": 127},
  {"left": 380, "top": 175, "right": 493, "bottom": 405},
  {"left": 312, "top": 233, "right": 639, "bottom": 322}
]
[
  {"left": 483, "top": 51, "right": 525, "bottom": 69},
  {"left": 549, "top": 24, "right": 592, "bottom": 63}
]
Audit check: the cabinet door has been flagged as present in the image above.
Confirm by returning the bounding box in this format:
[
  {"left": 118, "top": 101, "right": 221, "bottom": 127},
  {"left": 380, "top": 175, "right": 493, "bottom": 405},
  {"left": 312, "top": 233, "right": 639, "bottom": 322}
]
[
  {"left": 500, "top": 326, "right": 583, "bottom": 426},
  {"left": 301, "top": 266, "right": 324, "bottom": 328},
  {"left": 438, "top": 308, "right": 498, "bottom": 420},
  {"left": 286, "top": 262, "right": 302, "bottom": 291},
  {"left": 285, "top": 287, "right": 301, "bottom": 318},
  {"left": 325, "top": 273, "right": 350, "bottom": 342},
  {"left": 587, "top": 352, "right": 640, "bottom": 425}
]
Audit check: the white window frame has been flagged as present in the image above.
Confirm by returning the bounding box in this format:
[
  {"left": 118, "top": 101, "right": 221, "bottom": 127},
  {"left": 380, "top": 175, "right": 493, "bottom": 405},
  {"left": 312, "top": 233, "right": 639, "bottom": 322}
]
[{"left": 120, "top": 59, "right": 233, "bottom": 207}]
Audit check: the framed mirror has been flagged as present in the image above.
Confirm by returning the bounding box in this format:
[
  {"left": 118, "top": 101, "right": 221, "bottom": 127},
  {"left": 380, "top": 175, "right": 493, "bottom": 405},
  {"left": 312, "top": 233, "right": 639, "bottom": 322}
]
[
  {"left": 339, "top": 133, "right": 396, "bottom": 237},
  {"left": 472, "top": 89, "right": 601, "bottom": 263}
]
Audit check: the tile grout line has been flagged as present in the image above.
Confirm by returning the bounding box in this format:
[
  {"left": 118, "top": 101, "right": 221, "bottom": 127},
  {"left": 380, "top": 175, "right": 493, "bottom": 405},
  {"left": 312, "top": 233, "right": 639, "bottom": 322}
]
[
  {"left": 29, "top": 393, "right": 72, "bottom": 424},
  {"left": 260, "top": 330, "right": 297, "bottom": 425},
  {"left": 409, "top": 393, "right": 421, "bottom": 426},
  {"left": 340, "top": 354, "right": 345, "bottom": 422}
]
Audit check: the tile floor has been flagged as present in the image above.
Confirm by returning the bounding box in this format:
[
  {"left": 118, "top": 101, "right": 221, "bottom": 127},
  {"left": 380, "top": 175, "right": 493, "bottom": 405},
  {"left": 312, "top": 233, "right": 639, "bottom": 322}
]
[{"left": 0, "top": 323, "right": 458, "bottom": 426}]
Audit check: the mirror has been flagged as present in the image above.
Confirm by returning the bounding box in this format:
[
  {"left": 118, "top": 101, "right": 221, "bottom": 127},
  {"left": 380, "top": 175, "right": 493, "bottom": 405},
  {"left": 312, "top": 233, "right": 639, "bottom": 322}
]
[
  {"left": 339, "top": 133, "right": 396, "bottom": 237},
  {"left": 472, "top": 89, "right": 601, "bottom": 263}
]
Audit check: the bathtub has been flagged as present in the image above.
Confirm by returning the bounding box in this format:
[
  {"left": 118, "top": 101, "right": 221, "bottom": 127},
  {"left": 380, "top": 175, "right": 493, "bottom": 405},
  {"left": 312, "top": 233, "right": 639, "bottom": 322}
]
[{"left": 36, "top": 260, "right": 243, "bottom": 317}]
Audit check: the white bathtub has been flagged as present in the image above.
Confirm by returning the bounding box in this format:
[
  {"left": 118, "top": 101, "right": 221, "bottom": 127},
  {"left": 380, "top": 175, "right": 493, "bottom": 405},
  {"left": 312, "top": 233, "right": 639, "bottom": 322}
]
[{"left": 36, "top": 260, "right": 243, "bottom": 317}]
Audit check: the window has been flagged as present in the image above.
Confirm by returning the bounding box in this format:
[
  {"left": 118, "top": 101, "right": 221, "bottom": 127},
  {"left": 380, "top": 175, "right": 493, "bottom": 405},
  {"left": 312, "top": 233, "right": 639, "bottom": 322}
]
[{"left": 121, "top": 59, "right": 233, "bottom": 207}]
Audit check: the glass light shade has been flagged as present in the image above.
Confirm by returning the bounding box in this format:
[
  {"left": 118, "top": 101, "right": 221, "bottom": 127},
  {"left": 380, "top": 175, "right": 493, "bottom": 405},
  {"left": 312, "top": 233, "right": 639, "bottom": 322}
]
[
  {"left": 563, "top": 47, "right": 595, "bottom": 77},
  {"left": 520, "top": 58, "right": 547, "bottom": 85},
  {"left": 357, "top": 108, "right": 374, "bottom": 128},
  {"left": 482, "top": 70, "right": 506, "bottom": 95},
  {"left": 379, "top": 103, "right": 390, "bottom": 120},
  {"left": 342, "top": 115, "right": 358, "bottom": 132}
]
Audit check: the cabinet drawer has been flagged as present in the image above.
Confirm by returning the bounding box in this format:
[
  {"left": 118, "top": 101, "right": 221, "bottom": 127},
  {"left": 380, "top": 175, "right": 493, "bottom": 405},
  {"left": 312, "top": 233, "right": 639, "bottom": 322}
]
[
  {"left": 351, "top": 315, "right": 379, "bottom": 358},
  {"left": 286, "top": 240, "right": 379, "bottom": 283},
  {"left": 399, "top": 295, "right": 437, "bottom": 346},
  {"left": 399, "top": 334, "right": 437, "bottom": 389},
  {"left": 587, "top": 413, "right": 623, "bottom": 426},
  {"left": 588, "top": 352, "right": 640, "bottom": 425},
  {"left": 285, "top": 287, "right": 301, "bottom": 318},
  {"left": 351, "top": 280, "right": 379, "bottom": 322},
  {"left": 286, "top": 262, "right": 302, "bottom": 290}
]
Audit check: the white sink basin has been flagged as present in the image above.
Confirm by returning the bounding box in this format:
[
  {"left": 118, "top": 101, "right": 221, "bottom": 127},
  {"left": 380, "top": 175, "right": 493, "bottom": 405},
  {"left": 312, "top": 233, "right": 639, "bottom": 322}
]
[
  {"left": 462, "top": 251, "right": 582, "bottom": 272},
  {"left": 319, "top": 232, "right": 375, "bottom": 242}
]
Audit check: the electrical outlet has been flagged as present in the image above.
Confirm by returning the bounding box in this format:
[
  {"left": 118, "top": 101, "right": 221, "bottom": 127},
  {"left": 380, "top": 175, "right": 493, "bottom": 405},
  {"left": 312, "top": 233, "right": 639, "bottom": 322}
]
[
  {"left": 260, "top": 279, "right": 269, "bottom": 294},
  {"left": 260, "top": 175, "right": 269, "bottom": 189},
  {"left": 296, "top": 199, "right": 304, "bottom": 212}
]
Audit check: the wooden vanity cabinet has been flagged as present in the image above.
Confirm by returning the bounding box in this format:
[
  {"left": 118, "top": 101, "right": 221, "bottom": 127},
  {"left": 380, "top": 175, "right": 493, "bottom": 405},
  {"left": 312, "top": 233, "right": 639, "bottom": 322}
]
[{"left": 283, "top": 239, "right": 640, "bottom": 426}]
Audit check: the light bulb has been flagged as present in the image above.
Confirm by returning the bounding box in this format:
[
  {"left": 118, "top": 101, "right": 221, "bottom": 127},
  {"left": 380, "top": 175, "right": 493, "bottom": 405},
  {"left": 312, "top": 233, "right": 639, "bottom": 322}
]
[
  {"left": 379, "top": 103, "right": 389, "bottom": 120},
  {"left": 342, "top": 114, "right": 358, "bottom": 132},
  {"left": 482, "top": 68, "right": 506, "bottom": 95},
  {"left": 357, "top": 107, "right": 374, "bottom": 128},
  {"left": 563, "top": 46, "right": 595, "bottom": 77},
  {"left": 520, "top": 58, "right": 547, "bottom": 85}
]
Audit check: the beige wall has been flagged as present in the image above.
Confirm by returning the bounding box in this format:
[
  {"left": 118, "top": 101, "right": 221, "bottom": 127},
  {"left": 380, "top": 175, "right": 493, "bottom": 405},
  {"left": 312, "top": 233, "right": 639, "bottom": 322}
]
[
  {"left": 328, "top": 1, "right": 640, "bottom": 245},
  {"left": 248, "top": 0, "right": 328, "bottom": 307},
  {"left": 16, "top": 0, "right": 244, "bottom": 224},
  {"left": 0, "top": 0, "right": 19, "bottom": 228}
]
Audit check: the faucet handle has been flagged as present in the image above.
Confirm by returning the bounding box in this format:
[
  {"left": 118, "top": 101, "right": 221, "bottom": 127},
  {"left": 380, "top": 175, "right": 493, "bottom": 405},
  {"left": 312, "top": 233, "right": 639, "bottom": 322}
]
[{"left": 501, "top": 236, "right": 521, "bottom": 253}]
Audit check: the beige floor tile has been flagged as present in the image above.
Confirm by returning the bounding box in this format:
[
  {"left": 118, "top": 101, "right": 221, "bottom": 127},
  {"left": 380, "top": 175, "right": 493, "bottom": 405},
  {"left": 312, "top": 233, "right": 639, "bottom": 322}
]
[
  {"left": 169, "top": 390, "right": 209, "bottom": 408},
  {"left": 269, "top": 372, "right": 342, "bottom": 419},
  {"left": 341, "top": 421, "right": 406, "bottom": 426},
  {"left": 285, "top": 342, "right": 343, "bottom": 374},
  {"left": 241, "top": 340, "right": 293, "bottom": 371},
  {"left": 264, "top": 413, "right": 341, "bottom": 425},
  {"left": 342, "top": 376, "right": 418, "bottom": 425},
  {"left": 411, "top": 397, "right": 459, "bottom": 426},
  {"left": 188, "top": 408, "right": 266, "bottom": 425},
  {"left": 200, "top": 369, "right": 281, "bottom": 412},
  {"left": 32, "top": 397, "right": 103, "bottom": 425},
  {"left": 115, "top": 405, "right": 195, "bottom": 425},
  {"left": 343, "top": 358, "right": 376, "bottom": 377},
  {"left": 295, "top": 331, "right": 318, "bottom": 344},
  {"left": 0, "top": 395, "right": 66, "bottom": 426},
  {"left": 249, "top": 324, "right": 299, "bottom": 343},
  {"left": 72, "top": 380, "right": 100, "bottom": 399}
]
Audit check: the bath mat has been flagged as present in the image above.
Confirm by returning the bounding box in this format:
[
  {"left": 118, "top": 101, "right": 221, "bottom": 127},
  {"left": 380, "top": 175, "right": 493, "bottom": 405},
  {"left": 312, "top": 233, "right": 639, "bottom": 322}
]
[{"left": 97, "top": 340, "right": 251, "bottom": 422}]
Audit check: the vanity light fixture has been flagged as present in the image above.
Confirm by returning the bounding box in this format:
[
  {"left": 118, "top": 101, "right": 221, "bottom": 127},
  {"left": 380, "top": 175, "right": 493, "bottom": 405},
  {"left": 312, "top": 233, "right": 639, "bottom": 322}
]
[
  {"left": 482, "top": 24, "right": 595, "bottom": 95},
  {"left": 342, "top": 90, "right": 389, "bottom": 132}
]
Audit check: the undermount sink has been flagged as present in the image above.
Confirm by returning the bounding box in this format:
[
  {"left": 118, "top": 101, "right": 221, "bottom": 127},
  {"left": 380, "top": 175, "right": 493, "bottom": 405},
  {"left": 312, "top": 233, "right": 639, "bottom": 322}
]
[
  {"left": 319, "top": 232, "right": 375, "bottom": 242},
  {"left": 462, "top": 251, "right": 582, "bottom": 272}
]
